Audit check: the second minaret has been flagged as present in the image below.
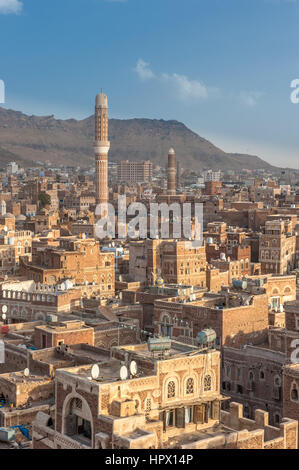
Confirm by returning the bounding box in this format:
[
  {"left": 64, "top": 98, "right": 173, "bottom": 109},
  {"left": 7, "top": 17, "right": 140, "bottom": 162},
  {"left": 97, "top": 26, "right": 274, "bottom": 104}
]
[{"left": 94, "top": 93, "right": 110, "bottom": 206}]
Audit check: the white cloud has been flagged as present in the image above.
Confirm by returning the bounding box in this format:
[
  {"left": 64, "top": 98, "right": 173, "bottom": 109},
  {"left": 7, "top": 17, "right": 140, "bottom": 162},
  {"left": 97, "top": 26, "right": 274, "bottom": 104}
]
[
  {"left": 134, "top": 59, "right": 263, "bottom": 107},
  {"left": 134, "top": 59, "right": 210, "bottom": 101},
  {"left": 162, "top": 73, "right": 209, "bottom": 101},
  {"left": 134, "top": 59, "right": 155, "bottom": 81},
  {"left": 0, "top": 0, "right": 22, "bottom": 14},
  {"left": 239, "top": 91, "right": 264, "bottom": 107}
]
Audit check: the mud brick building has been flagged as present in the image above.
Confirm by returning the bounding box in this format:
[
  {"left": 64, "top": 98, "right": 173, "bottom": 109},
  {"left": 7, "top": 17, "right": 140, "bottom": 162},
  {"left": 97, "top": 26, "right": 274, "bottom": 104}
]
[
  {"left": 19, "top": 237, "right": 115, "bottom": 297},
  {"left": 222, "top": 344, "right": 285, "bottom": 426},
  {"left": 0, "top": 280, "right": 82, "bottom": 322},
  {"left": 129, "top": 239, "right": 207, "bottom": 288},
  {"left": 154, "top": 285, "right": 269, "bottom": 348},
  {"left": 259, "top": 220, "right": 296, "bottom": 275},
  {"left": 31, "top": 340, "right": 297, "bottom": 449},
  {"left": 34, "top": 320, "right": 94, "bottom": 349}
]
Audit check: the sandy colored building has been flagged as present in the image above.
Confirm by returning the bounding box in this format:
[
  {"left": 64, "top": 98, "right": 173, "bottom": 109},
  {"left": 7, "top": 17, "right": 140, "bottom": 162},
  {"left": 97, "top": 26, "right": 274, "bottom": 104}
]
[{"left": 31, "top": 340, "right": 297, "bottom": 449}]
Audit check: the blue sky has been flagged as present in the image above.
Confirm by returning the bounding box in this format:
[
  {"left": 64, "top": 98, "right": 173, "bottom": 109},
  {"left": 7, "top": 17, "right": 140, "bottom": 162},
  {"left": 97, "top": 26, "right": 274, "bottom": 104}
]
[{"left": 1, "top": 0, "right": 299, "bottom": 167}]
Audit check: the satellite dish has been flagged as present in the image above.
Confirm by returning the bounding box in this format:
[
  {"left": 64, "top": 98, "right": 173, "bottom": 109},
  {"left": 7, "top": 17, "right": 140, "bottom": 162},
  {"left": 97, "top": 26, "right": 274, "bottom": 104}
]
[
  {"left": 130, "top": 361, "right": 137, "bottom": 376},
  {"left": 60, "top": 283, "right": 66, "bottom": 291},
  {"left": 3, "top": 226, "right": 8, "bottom": 232},
  {"left": 2, "top": 314, "right": 6, "bottom": 321},
  {"left": 2, "top": 305, "right": 7, "bottom": 314},
  {"left": 120, "top": 365, "right": 128, "bottom": 381},
  {"left": 91, "top": 364, "right": 100, "bottom": 380},
  {"left": 24, "top": 368, "right": 30, "bottom": 377}
]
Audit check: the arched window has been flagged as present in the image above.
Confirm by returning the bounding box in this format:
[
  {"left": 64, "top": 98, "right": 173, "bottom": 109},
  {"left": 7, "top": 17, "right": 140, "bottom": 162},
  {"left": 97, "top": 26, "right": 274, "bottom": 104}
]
[
  {"left": 291, "top": 384, "right": 298, "bottom": 401},
  {"left": 186, "top": 378, "right": 194, "bottom": 395},
  {"left": 204, "top": 375, "right": 212, "bottom": 392},
  {"left": 167, "top": 381, "right": 176, "bottom": 399},
  {"left": 260, "top": 370, "right": 265, "bottom": 380},
  {"left": 274, "top": 376, "right": 281, "bottom": 387},
  {"left": 145, "top": 398, "right": 152, "bottom": 414},
  {"left": 70, "top": 397, "right": 83, "bottom": 411}
]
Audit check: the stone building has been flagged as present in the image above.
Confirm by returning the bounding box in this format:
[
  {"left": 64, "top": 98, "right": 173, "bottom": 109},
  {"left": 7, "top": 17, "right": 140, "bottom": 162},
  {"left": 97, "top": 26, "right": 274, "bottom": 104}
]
[
  {"left": 19, "top": 237, "right": 115, "bottom": 298},
  {"left": 129, "top": 239, "right": 207, "bottom": 288},
  {"left": 31, "top": 340, "right": 297, "bottom": 449},
  {"left": 154, "top": 284, "right": 269, "bottom": 348},
  {"left": 259, "top": 220, "right": 296, "bottom": 275}
]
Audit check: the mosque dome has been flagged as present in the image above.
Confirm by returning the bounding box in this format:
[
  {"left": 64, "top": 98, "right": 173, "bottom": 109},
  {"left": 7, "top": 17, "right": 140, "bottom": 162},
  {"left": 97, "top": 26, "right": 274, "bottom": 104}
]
[{"left": 155, "top": 277, "right": 165, "bottom": 287}]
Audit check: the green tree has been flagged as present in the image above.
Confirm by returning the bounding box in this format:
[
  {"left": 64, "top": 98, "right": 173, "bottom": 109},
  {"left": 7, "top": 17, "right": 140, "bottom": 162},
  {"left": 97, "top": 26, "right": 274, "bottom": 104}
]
[{"left": 38, "top": 192, "right": 51, "bottom": 208}]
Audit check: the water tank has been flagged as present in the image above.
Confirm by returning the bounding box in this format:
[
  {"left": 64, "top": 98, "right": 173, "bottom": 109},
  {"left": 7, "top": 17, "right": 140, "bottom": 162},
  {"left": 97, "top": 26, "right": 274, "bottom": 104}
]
[
  {"left": 147, "top": 336, "right": 171, "bottom": 353},
  {"left": 65, "top": 280, "right": 73, "bottom": 290},
  {"left": 233, "top": 279, "right": 248, "bottom": 290},
  {"left": 207, "top": 237, "right": 213, "bottom": 244},
  {"left": 0, "top": 427, "right": 15, "bottom": 443},
  {"left": 46, "top": 314, "right": 58, "bottom": 323},
  {"left": 196, "top": 329, "right": 217, "bottom": 346},
  {"left": 220, "top": 252, "right": 226, "bottom": 261}
]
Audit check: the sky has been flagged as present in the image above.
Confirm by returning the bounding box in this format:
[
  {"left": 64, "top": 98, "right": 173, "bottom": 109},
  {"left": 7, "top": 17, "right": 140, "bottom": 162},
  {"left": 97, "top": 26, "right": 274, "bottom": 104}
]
[{"left": 1, "top": 0, "right": 299, "bottom": 168}]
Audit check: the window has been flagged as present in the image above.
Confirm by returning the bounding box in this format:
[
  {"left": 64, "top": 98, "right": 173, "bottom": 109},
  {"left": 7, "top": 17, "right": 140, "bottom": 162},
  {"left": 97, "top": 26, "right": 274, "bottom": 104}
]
[
  {"left": 145, "top": 398, "right": 152, "bottom": 414},
  {"left": 71, "top": 397, "right": 83, "bottom": 410},
  {"left": 168, "top": 381, "right": 176, "bottom": 399},
  {"left": 291, "top": 384, "right": 298, "bottom": 401},
  {"left": 244, "top": 405, "right": 250, "bottom": 418},
  {"left": 237, "top": 385, "right": 243, "bottom": 394},
  {"left": 186, "top": 378, "right": 194, "bottom": 395},
  {"left": 185, "top": 406, "right": 193, "bottom": 424},
  {"left": 165, "top": 410, "right": 175, "bottom": 427},
  {"left": 204, "top": 375, "right": 212, "bottom": 392},
  {"left": 260, "top": 370, "right": 265, "bottom": 380},
  {"left": 274, "top": 376, "right": 281, "bottom": 387}
]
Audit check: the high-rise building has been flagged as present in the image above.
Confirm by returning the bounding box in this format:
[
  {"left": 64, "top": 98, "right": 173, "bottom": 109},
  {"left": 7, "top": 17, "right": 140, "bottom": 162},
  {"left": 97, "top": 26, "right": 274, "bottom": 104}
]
[
  {"left": 94, "top": 93, "right": 110, "bottom": 207},
  {"left": 117, "top": 160, "right": 152, "bottom": 183}
]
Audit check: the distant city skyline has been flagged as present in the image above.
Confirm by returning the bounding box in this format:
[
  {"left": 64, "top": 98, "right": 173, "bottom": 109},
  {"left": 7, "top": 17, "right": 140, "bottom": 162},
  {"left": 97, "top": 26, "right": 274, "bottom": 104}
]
[{"left": 1, "top": 0, "right": 299, "bottom": 167}]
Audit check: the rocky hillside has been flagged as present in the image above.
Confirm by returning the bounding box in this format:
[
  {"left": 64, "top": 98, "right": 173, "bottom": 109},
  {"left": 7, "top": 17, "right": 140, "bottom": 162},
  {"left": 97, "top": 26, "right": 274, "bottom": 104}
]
[{"left": 0, "top": 107, "right": 276, "bottom": 171}]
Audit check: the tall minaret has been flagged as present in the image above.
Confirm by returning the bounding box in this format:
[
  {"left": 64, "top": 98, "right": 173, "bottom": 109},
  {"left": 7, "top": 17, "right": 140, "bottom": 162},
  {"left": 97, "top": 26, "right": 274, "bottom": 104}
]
[
  {"left": 167, "top": 148, "right": 176, "bottom": 195},
  {"left": 94, "top": 93, "right": 110, "bottom": 207},
  {"left": 177, "top": 161, "right": 181, "bottom": 190}
]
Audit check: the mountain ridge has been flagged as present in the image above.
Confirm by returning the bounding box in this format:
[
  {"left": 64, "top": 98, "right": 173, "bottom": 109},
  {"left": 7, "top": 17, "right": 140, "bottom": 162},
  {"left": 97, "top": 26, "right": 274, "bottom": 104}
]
[{"left": 0, "top": 106, "right": 279, "bottom": 172}]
